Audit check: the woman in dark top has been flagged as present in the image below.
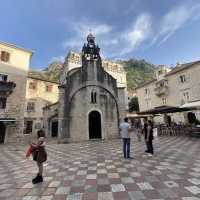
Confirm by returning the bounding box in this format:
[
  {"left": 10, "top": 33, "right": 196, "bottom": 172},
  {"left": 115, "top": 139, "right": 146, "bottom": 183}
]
[
  {"left": 146, "top": 120, "right": 154, "bottom": 155},
  {"left": 143, "top": 118, "right": 149, "bottom": 153}
]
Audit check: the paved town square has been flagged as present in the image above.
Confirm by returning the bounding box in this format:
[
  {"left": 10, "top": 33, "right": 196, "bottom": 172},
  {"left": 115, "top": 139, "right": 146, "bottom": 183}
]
[
  {"left": 0, "top": 136, "right": 200, "bottom": 200},
  {"left": 1, "top": 0, "right": 200, "bottom": 199}
]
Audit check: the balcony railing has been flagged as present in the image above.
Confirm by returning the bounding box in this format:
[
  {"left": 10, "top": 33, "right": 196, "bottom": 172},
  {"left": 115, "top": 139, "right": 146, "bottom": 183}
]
[
  {"left": 154, "top": 85, "right": 168, "bottom": 96},
  {"left": 0, "top": 81, "right": 16, "bottom": 96}
]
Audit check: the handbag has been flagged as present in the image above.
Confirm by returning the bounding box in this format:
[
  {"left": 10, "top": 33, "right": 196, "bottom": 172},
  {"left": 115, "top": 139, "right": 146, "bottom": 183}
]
[{"left": 32, "top": 150, "right": 39, "bottom": 161}]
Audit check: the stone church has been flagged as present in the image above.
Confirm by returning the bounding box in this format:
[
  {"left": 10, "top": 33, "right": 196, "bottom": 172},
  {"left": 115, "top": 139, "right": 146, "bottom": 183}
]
[{"left": 57, "top": 34, "right": 127, "bottom": 142}]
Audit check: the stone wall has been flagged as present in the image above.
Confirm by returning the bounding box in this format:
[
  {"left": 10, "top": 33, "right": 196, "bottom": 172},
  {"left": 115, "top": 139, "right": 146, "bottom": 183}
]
[
  {"left": 69, "top": 86, "right": 119, "bottom": 142},
  {"left": 58, "top": 59, "right": 121, "bottom": 143},
  {"left": 117, "top": 88, "right": 128, "bottom": 121}
]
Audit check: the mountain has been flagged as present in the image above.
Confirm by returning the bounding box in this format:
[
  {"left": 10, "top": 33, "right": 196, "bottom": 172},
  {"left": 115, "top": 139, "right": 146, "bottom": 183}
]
[
  {"left": 120, "top": 59, "right": 156, "bottom": 89},
  {"left": 29, "top": 61, "right": 63, "bottom": 82},
  {"left": 43, "top": 61, "right": 63, "bottom": 82}
]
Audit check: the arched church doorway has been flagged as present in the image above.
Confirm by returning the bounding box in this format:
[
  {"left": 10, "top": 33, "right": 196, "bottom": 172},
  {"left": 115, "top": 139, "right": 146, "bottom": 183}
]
[
  {"left": 0, "top": 122, "right": 6, "bottom": 144},
  {"left": 89, "top": 111, "right": 102, "bottom": 139}
]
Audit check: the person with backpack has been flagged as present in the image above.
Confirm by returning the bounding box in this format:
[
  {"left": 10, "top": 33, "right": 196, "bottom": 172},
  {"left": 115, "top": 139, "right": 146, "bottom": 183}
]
[{"left": 30, "top": 129, "right": 47, "bottom": 184}]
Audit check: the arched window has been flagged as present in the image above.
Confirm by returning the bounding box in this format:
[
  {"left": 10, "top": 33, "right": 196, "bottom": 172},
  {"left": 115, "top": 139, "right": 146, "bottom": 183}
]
[
  {"left": 91, "top": 92, "right": 94, "bottom": 103},
  {"left": 95, "top": 92, "right": 97, "bottom": 103},
  {"left": 91, "top": 90, "right": 97, "bottom": 104}
]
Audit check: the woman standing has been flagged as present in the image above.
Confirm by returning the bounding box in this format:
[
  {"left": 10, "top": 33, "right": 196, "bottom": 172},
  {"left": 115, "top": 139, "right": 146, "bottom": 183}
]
[
  {"left": 31, "top": 129, "right": 47, "bottom": 184},
  {"left": 146, "top": 120, "right": 154, "bottom": 155}
]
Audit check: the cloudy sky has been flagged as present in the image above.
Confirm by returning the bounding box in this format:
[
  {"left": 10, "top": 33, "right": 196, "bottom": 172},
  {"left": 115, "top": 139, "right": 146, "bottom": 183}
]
[{"left": 1, "top": 0, "right": 200, "bottom": 69}]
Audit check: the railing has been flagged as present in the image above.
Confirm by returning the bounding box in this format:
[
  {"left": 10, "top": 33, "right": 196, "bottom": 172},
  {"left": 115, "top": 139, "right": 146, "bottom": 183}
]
[
  {"left": 0, "top": 81, "right": 16, "bottom": 95},
  {"left": 154, "top": 85, "right": 168, "bottom": 96},
  {"left": 157, "top": 125, "right": 193, "bottom": 136}
]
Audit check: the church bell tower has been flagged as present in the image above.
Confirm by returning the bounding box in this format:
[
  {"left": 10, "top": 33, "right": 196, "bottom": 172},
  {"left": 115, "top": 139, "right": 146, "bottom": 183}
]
[{"left": 82, "top": 33, "right": 101, "bottom": 65}]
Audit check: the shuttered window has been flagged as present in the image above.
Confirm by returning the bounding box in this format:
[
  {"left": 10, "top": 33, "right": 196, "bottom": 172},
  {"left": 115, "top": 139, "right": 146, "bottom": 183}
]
[
  {"left": 29, "top": 82, "right": 37, "bottom": 90},
  {"left": 27, "top": 102, "right": 35, "bottom": 112},
  {"left": 46, "top": 85, "right": 53, "bottom": 92},
  {"left": 0, "top": 51, "right": 10, "bottom": 62}
]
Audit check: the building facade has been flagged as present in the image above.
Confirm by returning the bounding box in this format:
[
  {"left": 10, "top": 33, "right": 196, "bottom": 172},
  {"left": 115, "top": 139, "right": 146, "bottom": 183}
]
[
  {"left": 0, "top": 42, "right": 60, "bottom": 144},
  {"left": 136, "top": 62, "right": 200, "bottom": 123},
  {"left": 57, "top": 34, "right": 127, "bottom": 142},
  {"left": 0, "top": 42, "right": 32, "bottom": 143},
  {"left": 24, "top": 75, "right": 59, "bottom": 138}
]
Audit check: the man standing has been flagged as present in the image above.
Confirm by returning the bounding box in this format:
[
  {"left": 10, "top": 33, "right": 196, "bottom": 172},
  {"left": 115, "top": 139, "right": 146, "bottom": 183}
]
[{"left": 119, "top": 117, "right": 133, "bottom": 159}]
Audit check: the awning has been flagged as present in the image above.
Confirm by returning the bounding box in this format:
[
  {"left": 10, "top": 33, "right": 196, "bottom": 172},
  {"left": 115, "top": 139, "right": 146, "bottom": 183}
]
[
  {"left": 0, "top": 118, "right": 16, "bottom": 122},
  {"left": 180, "top": 100, "right": 200, "bottom": 109},
  {"left": 138, "top": 105, "right": 192, "bottom": 115},
  {"left": 126, "top": 113, "right": 155, "bottom": 118}
]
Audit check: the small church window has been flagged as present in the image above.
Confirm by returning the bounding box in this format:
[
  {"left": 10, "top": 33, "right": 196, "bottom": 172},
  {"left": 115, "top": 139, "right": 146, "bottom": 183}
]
[
  {"left": 91, "top": 92, "right": 94, "bottom": 103},
  {"left": 91, "top": 91, "right": 97, "bottom": 104},
  {"left": 94, "top": 92, "right": 97, "bottom": 103}
]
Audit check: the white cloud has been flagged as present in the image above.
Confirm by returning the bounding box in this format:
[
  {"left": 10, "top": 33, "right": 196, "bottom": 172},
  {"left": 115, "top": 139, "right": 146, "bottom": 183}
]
[
  {"left": 120, "top": 13, "right": 152, "bottom": 55},
  {"left": 63, "top": 40, "right": 81, "bottom": 49},
  {"left": 77, "top": 23, "right": 112, "bottom": 36},
  {"left": 63, "top": 21, "right": 112, "bottom": 49},
  {"left": 102, "top": 39, "right": 118, "bottom": 46},
  {"left": 62, "top": 14, "right": 152, "bottom": 58},
  {"left": 153, "top": 2, "right": 200, "bottom": 46},
  {"left": 49, "top": 56, "right": 65, "bottom": 63},
  {"left": 62, "top": 2, "right": 200, "bottom": 58}
]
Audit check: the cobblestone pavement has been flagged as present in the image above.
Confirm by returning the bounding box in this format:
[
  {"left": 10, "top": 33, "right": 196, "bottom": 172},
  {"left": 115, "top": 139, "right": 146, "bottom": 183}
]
[{"left": 0, "top": 136, "right": 200, "bottom": 200}]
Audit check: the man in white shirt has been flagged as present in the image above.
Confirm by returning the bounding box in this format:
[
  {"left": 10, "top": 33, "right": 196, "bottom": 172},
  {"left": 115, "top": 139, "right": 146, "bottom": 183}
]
[{"left": 119, "top": 117, "right": 133, "bottom": 159}]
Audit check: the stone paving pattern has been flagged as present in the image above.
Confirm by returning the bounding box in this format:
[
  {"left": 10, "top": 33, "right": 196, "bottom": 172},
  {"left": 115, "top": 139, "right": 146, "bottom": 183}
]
[{"left": 0, "top": 136, "right": 200, "bottom": 200}]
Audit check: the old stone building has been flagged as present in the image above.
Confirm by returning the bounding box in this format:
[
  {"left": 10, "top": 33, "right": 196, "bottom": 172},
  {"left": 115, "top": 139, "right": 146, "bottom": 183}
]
[
  {"left": 0, "top": 41, "right": 60, "bottom": 144},
  {"left": 56, "top": 34, "right": 127, "bottom": 142},
  {"left": 136, "top": 62, "right": 200, "bottom": 123},
  {"left": 0, "top": 41, "right": 33, "bottom": 143},
  {"left": 24, "top": 74, "right": 59, "bottom": 137}
]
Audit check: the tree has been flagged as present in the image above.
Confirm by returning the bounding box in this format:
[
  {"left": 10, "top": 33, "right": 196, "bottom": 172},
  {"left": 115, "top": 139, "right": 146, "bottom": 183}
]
[{"left": 129, "top": 96, "right": 139, "bottom": 112}]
